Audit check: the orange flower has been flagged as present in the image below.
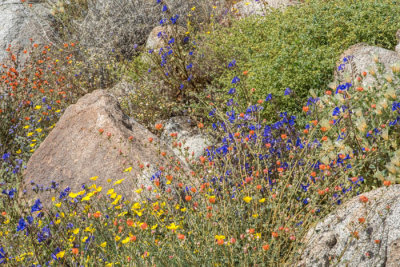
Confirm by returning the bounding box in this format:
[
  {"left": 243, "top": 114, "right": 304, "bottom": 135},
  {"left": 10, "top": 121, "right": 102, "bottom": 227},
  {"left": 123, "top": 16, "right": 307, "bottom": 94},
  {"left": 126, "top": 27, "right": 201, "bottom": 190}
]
[
  {"left": 352, "top": 231, "right": 359, "bottom": 238},
  {"left": 71, "top": 248, "right": 79, "bottom": 255},
  {"left": 148, "top": 137, "right": 153, "bottom": 143},
  {"left": 190, "top": 187, "right": 197, "bottom": 193},
  {"left": 271, "top": 232, "right": 278, "bottom": 238},
  {"left": 310, "top": 172, "right": 316, "bottom": 177},
  {"left": 217, "top": 239, "right": 224, "bottom": 245},
  {"left": 281, "top": 134, "right": 287, "bottom": 139},
  {"left": 384, "top": 180, "right": 391, "bottom": 187},
  {"left": 262, "top": 244, "right": 270, "bottom": 251},
  {"left": 303, "top": 129, "right": 309, "bottom": 134},
  {"left": 321, "top": 136, "right": 328, "bottom": 141},
  {"left": 359, "top": 195, "right": 368, "bottom": 203},
  {"left": 155, "top": 123, "right": 163, "bottom": 130},
  {"left": 130, "top": 235, "right": 137, "bottom": 242},
  {"left": 129, "top": 136, "right": 134, "bottom": 141},
  {"left": 98, "top": 129, "right": 104, "bottom": 134},
  {"left": 248, "top": 228, "right": 255, "bottom": 234},
  {"left": 356, "top": 87, "right": 364, "bottom": 92},
  {"left": 141, "top": 223, "right": 148, "bottom": 230},
  {"left": 127, "top": 219, "right": 134, "bottom": 227},
  {"left": 177, "top": 234, "right": 185, "bottom": 240},
  {"left": 185, "top": 195, "right": 192, "bottom": 202},
  {"left": 358, "top": 217, "right": 365, "bottom": 224},
  {"left": 321, "top": 127, "right": 327, "bottom": 132},
  {"left": 302, "top": 106, "right": 309, "bottom": 112},
  {"left": 243, "top": 70, "right": 249, "bottom": 75},
  {"left": 93, "top": 211, "right": 101, "bottom": 218},
  {"left": 374, "top": 239, "right": 381, "bottom": 244},
  {"left": 325, "top": 90, "right": 332, "bottom": 95},
  {"left": 197, "top": 122, "right": 204, "bottom": 128},
  {"left": 209, "top": 197, "right": 216, "bottom": 204}
]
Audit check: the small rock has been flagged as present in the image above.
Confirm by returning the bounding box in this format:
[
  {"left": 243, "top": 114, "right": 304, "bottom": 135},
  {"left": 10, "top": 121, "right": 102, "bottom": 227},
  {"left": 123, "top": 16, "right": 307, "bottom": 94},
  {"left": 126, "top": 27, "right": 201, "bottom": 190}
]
[
  {"left": 160, "top": 116, "right": 211, "bottom": 165},
  {"left": 232, "top": 0, "right": 299, "bottom": 18},
  {"left": 145, "top": 25, "right": 186, "bottom": 51},
  {"left": 395, "top": 29, "right": 400, "bottom": 54},
  {"left": 298, "top": 185, "right": 400, "bottom": 267},
  {"left": 336, "top": 43, "right": 400, "bottom": 85},
  {"left": 0, "top": 0, "right": 51, "bottom": 65}
]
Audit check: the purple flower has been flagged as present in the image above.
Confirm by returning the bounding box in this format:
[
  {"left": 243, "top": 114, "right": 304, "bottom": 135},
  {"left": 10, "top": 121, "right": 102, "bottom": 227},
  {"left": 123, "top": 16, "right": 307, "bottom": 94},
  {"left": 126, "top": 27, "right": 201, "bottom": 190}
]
[
  {"left": 228, "top": 59, "right": 236, "bottom": 68},
  {"left": 284, "top": 87, "right": 292, "bottom": 96},
  {"left": 17, "top": 218, "right": 27, "bottom": 232},
  {"left": 2, "top": 153, "right": 10, "bottom": 161},
  {"left": 231, "top": 76, "right": 240, "bottom": 84},
  {"left": 31, "top": 199, "right": 43, "bottom": 212}
]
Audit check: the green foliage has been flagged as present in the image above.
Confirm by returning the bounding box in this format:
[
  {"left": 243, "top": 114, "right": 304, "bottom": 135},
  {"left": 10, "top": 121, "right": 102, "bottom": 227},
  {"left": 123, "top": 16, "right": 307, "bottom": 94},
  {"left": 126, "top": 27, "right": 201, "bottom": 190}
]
[{"left": 207, "top": 0, "right": 400, "bottom": 120}]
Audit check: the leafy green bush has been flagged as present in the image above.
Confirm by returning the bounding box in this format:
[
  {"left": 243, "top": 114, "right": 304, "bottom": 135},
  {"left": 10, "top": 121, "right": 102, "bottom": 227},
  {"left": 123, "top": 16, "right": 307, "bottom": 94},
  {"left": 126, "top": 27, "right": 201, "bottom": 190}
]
[{"left": 206, "top": 0, "right": 400, "bottom": 121}]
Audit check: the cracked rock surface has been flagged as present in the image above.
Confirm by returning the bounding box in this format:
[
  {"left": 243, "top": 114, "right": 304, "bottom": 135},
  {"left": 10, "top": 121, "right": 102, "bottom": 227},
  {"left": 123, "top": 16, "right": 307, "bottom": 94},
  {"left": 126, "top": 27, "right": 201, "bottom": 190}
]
[{"left": 298, "top": 185, "right": 400, "bottom": 267}]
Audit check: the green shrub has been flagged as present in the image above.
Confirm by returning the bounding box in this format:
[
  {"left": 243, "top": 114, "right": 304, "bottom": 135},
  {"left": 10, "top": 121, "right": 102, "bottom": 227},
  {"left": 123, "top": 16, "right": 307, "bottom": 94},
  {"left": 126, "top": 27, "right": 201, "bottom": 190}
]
[{"left": 206, "top": 0, "right": 400, "bottom": 121}]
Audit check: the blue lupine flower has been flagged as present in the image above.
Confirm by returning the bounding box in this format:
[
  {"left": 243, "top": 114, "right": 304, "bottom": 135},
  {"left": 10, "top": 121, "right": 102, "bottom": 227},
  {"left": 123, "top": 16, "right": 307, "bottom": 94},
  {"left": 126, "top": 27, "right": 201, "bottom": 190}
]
[
  {"left": 228, "top": 88, "right": 236, "bottom": 94},
  {"left": 170, "top": 15, "right": 179, "bottom": 24},
  {"left": 186, "top": 63, "right": 193, "bottom": 69},
  {"left": 17, "top": 218, "right": 27, "bottom": 232},
  {"left": 231, "top": 76, "right": 240, "bottom": 84},
  {"left": 38, "top": 227, "right": 51, "bottom": 243},
  {"left": 31, "top": 199, "right": 43, "bottom": 212},
  {"left": 392, "top": 102, "right": 400, "bottom": 112},
  {"left": 332, "top": 107, "right": 341, "bottom": 116},
  {"left": 2, "top": 153, "right": 10, "bottom": 161},
  {"left": 228, "top": 59, "right": 236, "bottom": 68},
  {"left": 284, "top": 87, "right": 292, "bottom": 96},
  {"left": 162, "top": 5, "right": 168, "bottom": 11},
  {"left": 2, "top": 188, "right": 16, "bottom": 198},
  {"left": 160, "top": 19, "right": 167, "bottom": 25},
  {"left": 51, "top": 248, "right": 61, "bottom": 260},
  {"left": 168, "top": 38, "right": 175, "bottom": 44},
  {"left": 0, "top": 246, "right": 5, "bottom": 264},
  {"left": 265, "top": 94, "right": 272, "bottom": 102},
  {"left": 209, "top": 109, "right": 216, "bottom": 117}
]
